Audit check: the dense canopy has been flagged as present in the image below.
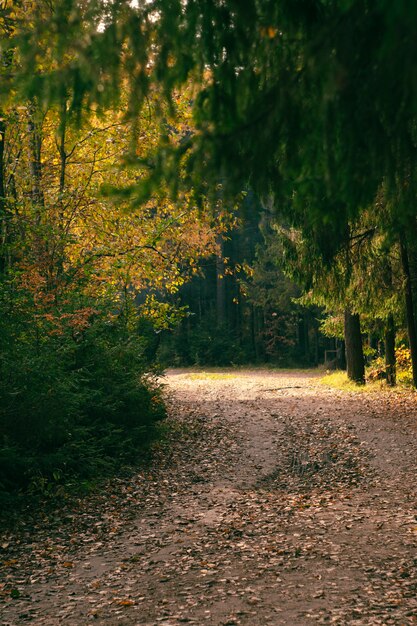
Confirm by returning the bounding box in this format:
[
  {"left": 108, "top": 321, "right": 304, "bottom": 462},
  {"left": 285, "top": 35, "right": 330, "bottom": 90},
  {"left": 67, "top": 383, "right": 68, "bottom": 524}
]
[{"left": 4, "top": 1, "right": 417, "bottom": 243}]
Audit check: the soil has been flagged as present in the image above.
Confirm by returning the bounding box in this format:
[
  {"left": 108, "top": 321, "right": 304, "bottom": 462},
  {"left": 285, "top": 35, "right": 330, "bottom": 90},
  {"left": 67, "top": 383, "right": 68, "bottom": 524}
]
[{"left": 1, "top": 369, "right": 417, "bottom": 625}]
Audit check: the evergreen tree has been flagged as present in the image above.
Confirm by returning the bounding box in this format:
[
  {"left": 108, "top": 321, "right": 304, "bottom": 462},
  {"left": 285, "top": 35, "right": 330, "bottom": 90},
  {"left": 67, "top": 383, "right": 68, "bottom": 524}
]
[{"left": 4, "top": 0, "right": 417, "bottom": 384}]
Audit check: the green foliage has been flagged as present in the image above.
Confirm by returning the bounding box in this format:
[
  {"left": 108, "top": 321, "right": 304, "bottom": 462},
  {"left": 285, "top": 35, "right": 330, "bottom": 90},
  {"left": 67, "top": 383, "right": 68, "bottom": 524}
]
[
  {"left": 319, "top": 315, "right": 344, "bottom": 340},
  {"left": 159, "top": 314, "right": 247, "bottom": 367},
  {"left": 0, "top": 279, "right": 166, "bottom": 495},
  {"left": 158, "top": 215, "right": 323, "bottom": 368},
  {"left": 3, "top": 0, "right": 417, "bottom": 387},
  {"left": 8, "top": 0, "right": 417, "bottom": 247},
  {"left": 0, "top": 71, "right": 221, "bottom": 499}
]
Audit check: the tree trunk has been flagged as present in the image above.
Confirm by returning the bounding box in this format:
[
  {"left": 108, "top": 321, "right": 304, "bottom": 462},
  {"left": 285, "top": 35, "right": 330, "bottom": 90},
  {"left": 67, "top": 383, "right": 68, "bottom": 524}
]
[
  {"left": 56, "top": 98, "right": 67, "bottom": 277},
  {"left": 313, "top": 320, "right": 319, "bottom": 366},
  {"left": 0, "top": 23, "right": 13, "bottom": 274},
  {"left": 216, "top": 235, "right": 226, "bottom": 325},
  {"left": 399, "top": 232, "right": 417, "bottom": 388},
  {"left": 298, "top": 313, "right": 310, "bottom": 364},
  {"left": 27, "top": 103, "right": 45, "bottom": 217},
  {"left": 297, "top": 316, "right": 306, "bottom": 357},
  {"left": 344, "top": 309, "right": 365, "bottom": 384},
  {"left": 303, "top": 313, "right": 310, "bottom": 363},
  {"left": 27, "top": 102, "right": 50, "bottom": 283},
  {"left": 250, "top": 304, "right": 259, "bottom": 361},
  {"left": 384, "top": 313, "right": 396, "bottom": 386},
  {"left": 337, "top": 338, "right": 347, "bottom": 370},
  {"left": 0, "top": 117, "right": 6, "bottom": 273}
]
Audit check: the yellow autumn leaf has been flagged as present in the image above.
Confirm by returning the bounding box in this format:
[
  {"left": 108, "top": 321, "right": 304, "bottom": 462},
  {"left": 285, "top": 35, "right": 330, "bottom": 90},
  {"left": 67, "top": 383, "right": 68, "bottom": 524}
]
[{"left": 114, "top": 599, "right": 135, "bottom": 606}]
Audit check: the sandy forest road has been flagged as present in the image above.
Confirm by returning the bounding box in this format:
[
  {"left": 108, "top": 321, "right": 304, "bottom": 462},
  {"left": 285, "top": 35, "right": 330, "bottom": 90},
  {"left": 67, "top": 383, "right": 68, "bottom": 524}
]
[{"left": 1, "top": 369, "right": 417, "bottom": 625}]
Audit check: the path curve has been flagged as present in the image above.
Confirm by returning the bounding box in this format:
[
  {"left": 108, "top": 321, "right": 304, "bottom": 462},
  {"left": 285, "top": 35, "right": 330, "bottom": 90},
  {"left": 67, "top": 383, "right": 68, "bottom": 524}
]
[{"left": 1, "top": 370, "right": 416, "bottom": 625}]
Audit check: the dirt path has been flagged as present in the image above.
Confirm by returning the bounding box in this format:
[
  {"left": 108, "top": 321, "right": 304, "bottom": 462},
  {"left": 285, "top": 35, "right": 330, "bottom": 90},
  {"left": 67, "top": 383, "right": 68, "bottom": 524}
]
[{"left": 1, "top": 369, "right": 417, "bottom": 625}]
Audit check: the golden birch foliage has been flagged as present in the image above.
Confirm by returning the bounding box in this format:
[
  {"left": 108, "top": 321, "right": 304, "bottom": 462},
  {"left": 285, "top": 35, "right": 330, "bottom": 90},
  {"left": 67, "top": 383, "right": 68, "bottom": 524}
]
[{"left": 4, "top": 89, "right": 224, "bottom": 325}]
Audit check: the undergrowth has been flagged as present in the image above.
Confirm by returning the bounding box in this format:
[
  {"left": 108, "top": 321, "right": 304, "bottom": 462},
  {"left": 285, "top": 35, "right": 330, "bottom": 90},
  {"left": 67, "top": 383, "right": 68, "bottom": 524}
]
[
  {"left": 319, "top": 372, "right": 385, "bottom": 392},
  {"left": 0, "top": 282, "right": 167, "bottom": 505},
  {"left": 320, "top": 361, "right": 414, "bottom": 393}
]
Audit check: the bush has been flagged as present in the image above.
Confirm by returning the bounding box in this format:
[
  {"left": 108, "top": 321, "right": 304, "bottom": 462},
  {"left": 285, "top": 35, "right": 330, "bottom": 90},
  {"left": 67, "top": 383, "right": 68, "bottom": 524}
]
[
  {"left": 0, "top": 282, "right": 166, "bottom": 496},
  {"left": 395, "top": 346, "right": 414, "bottom": 387},
  {"left": 366, "top": 345, "right": 413, "bottom": 386}
]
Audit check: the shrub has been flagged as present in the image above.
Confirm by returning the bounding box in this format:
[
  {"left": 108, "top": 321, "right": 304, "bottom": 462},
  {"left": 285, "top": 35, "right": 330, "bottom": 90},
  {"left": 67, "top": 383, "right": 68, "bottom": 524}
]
[
  {"left": 366, "top": 345, "right": 413, "bottom": 386},
  {"left": 0, "top": 281, "right": 166, "bottom": 496}
]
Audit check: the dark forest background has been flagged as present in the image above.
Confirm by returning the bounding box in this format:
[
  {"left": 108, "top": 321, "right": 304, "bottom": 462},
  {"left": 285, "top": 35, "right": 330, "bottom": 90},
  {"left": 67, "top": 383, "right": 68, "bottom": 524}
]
[{"left": 158, "top": 194, "right": 329, "bottom": 368}]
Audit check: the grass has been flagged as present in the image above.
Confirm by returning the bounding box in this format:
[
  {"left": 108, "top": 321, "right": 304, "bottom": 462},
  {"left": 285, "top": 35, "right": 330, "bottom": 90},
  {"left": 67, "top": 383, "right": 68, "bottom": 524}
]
[
  {"left": 167, "top": 364, "right": 320, "bottom": 374},
  {"left": 178, "top": 366, "right": 321, "bottom": 380},
  {"left": 188, "top": 372, "right": 237, "bottom": 380},
  {"left": 319, "top": 370, "right": 414, "bottom": 392},
  {"left": 169, "top": 366, "right": 415, "bottom": 390},
  {"left": 319, "top": 371, "right": 379, "bottom": 392}
]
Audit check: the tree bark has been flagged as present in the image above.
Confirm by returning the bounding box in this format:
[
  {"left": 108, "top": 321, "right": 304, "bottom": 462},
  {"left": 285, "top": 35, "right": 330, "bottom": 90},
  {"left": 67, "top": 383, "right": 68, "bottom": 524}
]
[
  {"left": 344, "top": 309, "right": 365, "bottom": 383},
  {"left": 250, "top": 304, "right": 259, "bottom": 361},
  {"left": 56, "top": 98, "right": 67, "bottom": 277},
  {"left": 297, "top": 312, "right": 310, "bottom": 364},
  {"left": 0, "top": 117, "right": 6, "bottom": 273},
  {"left": 336, "top": 338, "right": 347, "bottom": 370},
  {"left": 313, "top": 320, "right": 319, "bottom": 366},
  {"left": 399, "top": 232, "right": 417, "bottom": 387},
  {"left": 27, "top": 103, "right": 45, "bottom": 217},
  {"left": 216, "top": 235, "right": 226, "bottom": 325},
  {"left": 0, "top": 20, "right": 14, "bottom": 274},
  {"left": 384, "top": 313, "right": 396, "bottom": 386},
  {"left": 297, "top": 316, "right": 305, "bottom": 357}
]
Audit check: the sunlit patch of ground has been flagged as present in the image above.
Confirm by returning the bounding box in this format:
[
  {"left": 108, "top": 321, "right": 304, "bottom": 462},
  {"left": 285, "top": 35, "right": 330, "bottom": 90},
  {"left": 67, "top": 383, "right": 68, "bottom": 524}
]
[
  {"left": 188, "top": 372, "right": 237, "bottom": 380},
  {"left": 319, "top": 370, "right": 416, "bottom": 393}
]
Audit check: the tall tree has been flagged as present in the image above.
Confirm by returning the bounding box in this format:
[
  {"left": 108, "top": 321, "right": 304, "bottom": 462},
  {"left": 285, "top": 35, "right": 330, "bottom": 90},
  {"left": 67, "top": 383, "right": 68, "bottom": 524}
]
[
  {"left": 5, "top": 0, "right": 417, "bottom": 383},
  {"left": 344, "top": 309, "right": 365, "bottom": 384}
]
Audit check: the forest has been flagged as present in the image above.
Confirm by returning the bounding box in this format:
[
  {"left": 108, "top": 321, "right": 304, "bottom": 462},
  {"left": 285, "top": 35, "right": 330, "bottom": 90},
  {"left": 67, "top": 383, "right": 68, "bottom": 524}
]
[
  {"left": 0, "top": 3, "right": 416, "bottom": 624},
  {"left": 1, "top": 0, "right": 416, "bottom": 494}
]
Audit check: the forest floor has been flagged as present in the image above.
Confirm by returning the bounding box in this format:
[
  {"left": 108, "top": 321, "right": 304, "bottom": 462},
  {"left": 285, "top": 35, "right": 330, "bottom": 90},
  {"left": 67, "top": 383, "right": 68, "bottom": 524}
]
[{"left": 1, "top": 369, "right": 417, "bottom": 625}]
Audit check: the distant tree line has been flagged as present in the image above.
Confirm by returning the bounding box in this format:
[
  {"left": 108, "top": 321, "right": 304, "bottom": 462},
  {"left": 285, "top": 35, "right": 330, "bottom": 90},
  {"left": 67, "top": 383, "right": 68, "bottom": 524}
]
[{"left": 159, "top": 193, "right": 330, "bottom": 367}]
